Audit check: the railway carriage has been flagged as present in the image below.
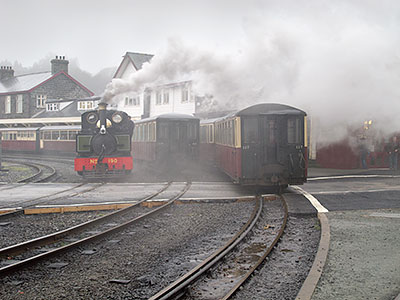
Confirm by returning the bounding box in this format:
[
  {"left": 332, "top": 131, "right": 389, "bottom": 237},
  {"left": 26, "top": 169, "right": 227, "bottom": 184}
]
[
  {"left": 0, "top": 126, "right": 79, "bottom": 153},
  {"left": 200, "top": 103, "right": 307, "bottom": 187},
  {"left": 132, "top": 113, "right": 199, "bottom": 163},
  {"left": 0, "top": 127, "right": 40, "bottom": 152},
  {"left": 39, "top": 125, "right": 79, "bottom": 153}
]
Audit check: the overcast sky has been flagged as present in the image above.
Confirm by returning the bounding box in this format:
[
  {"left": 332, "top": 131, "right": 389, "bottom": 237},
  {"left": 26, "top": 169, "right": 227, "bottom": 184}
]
[{"left": 0, "top": 0, "right": 257, "bottom": 73}]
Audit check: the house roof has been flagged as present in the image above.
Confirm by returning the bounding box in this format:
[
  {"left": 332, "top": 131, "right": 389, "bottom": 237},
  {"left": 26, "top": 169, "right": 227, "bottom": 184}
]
[
  {"left": 37, "top": 101, "right": 82, "bottom": 118},
  {"left": 0, "top": 71, "right": 52, "bottom": 94},
  {"left": 46, "top": 96, "right": 101, "bottom": 103},
  {"left": 114, "top": 52, "right": 154, "bottom": 78},
  {"left": 126, "top": 52, "right": 153, "bottom": 70},
  {"left": 0, "top": 71, "right": 94, "bottom": 96}
]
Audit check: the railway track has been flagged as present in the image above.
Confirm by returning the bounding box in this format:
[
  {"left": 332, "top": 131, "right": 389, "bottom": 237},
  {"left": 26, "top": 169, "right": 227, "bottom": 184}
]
[
  {"left": 0, "top": 181, "right": 190, "bottom": 277},
  {"left": 149, "top": 194, "right": 288, "bottom": 300},
  {"left": 1, "top": 159, "right": 57, "bottom": 184},
  {"left": 0, "top": 182, "right": 105, "bottom": 220}
]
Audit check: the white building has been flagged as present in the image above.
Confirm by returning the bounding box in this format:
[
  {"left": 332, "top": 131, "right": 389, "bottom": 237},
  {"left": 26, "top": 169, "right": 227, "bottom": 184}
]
[
  {"left": 113, "top": 52, "right": 197, "bottom": 119},
  {"left": 113, "top": 52, "right": 153, "bottom": 119}
]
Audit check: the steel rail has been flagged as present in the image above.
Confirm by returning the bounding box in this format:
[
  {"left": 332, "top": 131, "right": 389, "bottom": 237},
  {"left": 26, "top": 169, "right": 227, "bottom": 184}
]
[
  {"left": 2, "top": 159, "right": 56, "bottom": 183},
  {"left": 221, "top": 195, "right": 288, "bottom": 299},
  {"left": 0, "top": 182, "right": 100, "bottom": 220},
  {"left": 0, "top": 182, "right": 172, "bottom": 259},
  {"left": 0, "top": 182, "right": 190, "bottom": 277},
  {"left": 14, "top": 162, "right": 42, "bottom": 183},
  {"left": 149, "top": 195, "right": 263, "bottom": 300}
]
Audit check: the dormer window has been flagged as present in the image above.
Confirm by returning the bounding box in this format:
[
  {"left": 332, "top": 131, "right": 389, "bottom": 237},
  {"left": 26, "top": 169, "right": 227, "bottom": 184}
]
[
  {"left": 78, "top": 101, "right": 94, "bottom": 111},
  {"left": 46, "top": 103, "right": 60, "bottom": 111}
]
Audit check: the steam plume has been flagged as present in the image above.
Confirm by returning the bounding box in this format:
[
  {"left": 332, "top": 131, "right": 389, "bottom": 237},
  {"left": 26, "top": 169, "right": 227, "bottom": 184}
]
[{"left": 103, "top": 0, "right": 400, "bottom": 144}]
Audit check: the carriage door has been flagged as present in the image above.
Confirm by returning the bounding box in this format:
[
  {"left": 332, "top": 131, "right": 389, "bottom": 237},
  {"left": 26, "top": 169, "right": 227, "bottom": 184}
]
[
  {"left": 241, "top": 117, "right": 260, "bottom": 180},
  {"left": 261, "top": 116, "right": 278, "bottom": 165},
  {"left": 286, "top": 117, "right": 304, "bottom": 177},
  {"left": 169, "top": 121, "right": 188, "bottom": 156}
]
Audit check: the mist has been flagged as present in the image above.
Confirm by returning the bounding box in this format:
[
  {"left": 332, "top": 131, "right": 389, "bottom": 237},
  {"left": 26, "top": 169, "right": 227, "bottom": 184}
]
[
  {"left": 0, "top": 54, "right": 116, "bottom": 95},
  {"left": 103, "top": 0, "right": 400, "bottom": 145}
]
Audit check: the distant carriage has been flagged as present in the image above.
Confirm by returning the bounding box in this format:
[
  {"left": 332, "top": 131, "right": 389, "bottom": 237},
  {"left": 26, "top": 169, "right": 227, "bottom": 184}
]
[
  {"left": 0, "top": 126, "right": 79, "bottom": 153},
  {"left": 132, "top": 113, "right": 199, "bottom": 164}
]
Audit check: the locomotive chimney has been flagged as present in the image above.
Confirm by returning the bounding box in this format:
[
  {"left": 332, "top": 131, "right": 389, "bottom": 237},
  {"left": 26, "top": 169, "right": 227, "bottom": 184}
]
[{"left": 98, "top": 102, "right": 108, "bottom": 135}]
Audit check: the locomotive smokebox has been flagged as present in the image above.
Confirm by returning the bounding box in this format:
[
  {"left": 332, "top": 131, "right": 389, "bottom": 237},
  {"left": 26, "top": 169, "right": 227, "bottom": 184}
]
[{"left": 98, "top": 102, "right": 108, "bottom": 135}]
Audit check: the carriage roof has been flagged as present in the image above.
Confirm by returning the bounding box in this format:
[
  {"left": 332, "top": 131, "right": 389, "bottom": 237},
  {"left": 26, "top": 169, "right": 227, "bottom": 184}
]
[
  {"left": 201, "top": 103, "right": 306, "bottom": 125},
  {"left": 135, "top": 113, "right": 198, "bottom": 124},
  {"left": 235, "top": 103, "right": 306, "bottom": 116}
]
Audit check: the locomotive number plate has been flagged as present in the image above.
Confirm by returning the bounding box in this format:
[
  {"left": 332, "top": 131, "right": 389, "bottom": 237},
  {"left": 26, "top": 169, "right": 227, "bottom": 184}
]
[{"left": 88, "top": 158, "right": 118, "bottom": 164}]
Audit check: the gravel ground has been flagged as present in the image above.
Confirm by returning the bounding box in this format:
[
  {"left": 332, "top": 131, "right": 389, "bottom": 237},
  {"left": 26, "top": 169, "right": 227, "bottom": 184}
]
[
  {"left": 0, "top": 201, "right": 256, "bottom": 299},
  {"left": 0, "top": 162, "right": 36, "bottom": 183},
  {"left": 312, "top": 209, "right": 400, "bottom": 300},
  {"left": 232, "top": 213, "right": 320, "bottom": 300},
  {"left": 0, "top": 211, "right": 114, "bottom": 249}
]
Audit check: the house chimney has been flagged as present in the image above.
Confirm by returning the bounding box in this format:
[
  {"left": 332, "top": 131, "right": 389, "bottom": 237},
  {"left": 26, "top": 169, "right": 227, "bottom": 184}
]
[
  {"left": 0, "top": 66, "right": 15, "bottom": 81},
  {"left": 51, "top": 56, "right": 69, "bottom": 74}
]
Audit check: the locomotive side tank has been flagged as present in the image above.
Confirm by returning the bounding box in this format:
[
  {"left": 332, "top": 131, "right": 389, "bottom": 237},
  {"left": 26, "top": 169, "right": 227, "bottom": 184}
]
[{"left": 74, "top": 102, "right": 134, "bottom": 176}]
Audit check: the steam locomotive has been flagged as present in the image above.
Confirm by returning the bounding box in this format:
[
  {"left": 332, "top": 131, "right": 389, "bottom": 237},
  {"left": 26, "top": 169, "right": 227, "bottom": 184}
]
[{"left": 74, "top": 102, "right": 134, "bottom": 176}]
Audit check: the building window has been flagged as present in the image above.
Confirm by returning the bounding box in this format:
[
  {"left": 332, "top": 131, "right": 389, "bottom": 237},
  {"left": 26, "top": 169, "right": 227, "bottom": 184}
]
[
  {"left": 5, "top": 96, "right": 11, "bottom": 114},
  {"left": 163, "top": 91, "right": 169, "bottom": 105},
  {"left": 46, "top": 103, "right": 60, "bottom": 111},
  {"left": 156, "top": 92, "right": 162, "bottom": 105},
  {"left": 125, "top": 97, "right": 140, "bottom": 106},
  {"left": 181, "top": 89, "right": 189, "bottom": 103},
  {"left": 36, "top": 95, "right": 46, "bottom": 108},
  {"left": 16, "top": 95, "right": 23, "bottom": 113},
  {"left": 78, "top": 101, "right": 94, "bottom": 110}
]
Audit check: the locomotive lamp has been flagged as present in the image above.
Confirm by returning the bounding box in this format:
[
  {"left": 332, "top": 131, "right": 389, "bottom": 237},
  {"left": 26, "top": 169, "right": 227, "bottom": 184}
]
[{"left": 98, "top": 102, "right": 108, "bottom": 135}]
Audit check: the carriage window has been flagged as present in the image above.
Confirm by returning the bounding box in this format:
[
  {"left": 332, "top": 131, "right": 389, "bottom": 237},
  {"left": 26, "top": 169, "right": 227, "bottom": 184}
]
[
  {"left": 159, "top": 124, "right": 169, "bottom": 140},
  {"left": 69, "top": 131, "right": 77, "bottom": 140},
  {"left": 288, "top": 118, "right": 301, "bottom": 144},
  {"left": 230, "top": 120, "right": 234, "bottom": 146},
  {"left": 149, "top": 123, "right": 155, "bottom": 141},
  {"left": 200, "top": 126, "right": 206, "bottom": 143},
  {"left": 171, "top": 124, "right": 179, "bottom": 141},
  {"left": 145, "top": 124, "right": 149, "bottom": 141},
  {"left": 52, "top": 131, "right": 60, "bottom": 140},
  {"left": 60, "top": 131, "right": 68, "bottom": 140},
  {"left": 188, "top": 123, "right": 197, "bottom": 139},
  {"left": 243, "top": 118, "right": 258, "bottom": 144},
  {"left": 44, "top": 131, "right": 51, "bottom": 140},
  {"left": 263, "top": 119, "right": 276, "bottom": 144}
]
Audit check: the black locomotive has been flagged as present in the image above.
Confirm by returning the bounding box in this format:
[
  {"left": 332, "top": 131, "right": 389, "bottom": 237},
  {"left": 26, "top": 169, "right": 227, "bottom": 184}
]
[{"left": 74, "top": 102, "right": 134, "bottom": 176}]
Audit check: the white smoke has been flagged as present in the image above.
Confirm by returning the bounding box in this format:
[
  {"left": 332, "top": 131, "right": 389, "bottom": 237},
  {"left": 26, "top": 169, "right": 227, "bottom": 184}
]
[{"left": 103, "top": 0, "right": 400, "bottom": 144}]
